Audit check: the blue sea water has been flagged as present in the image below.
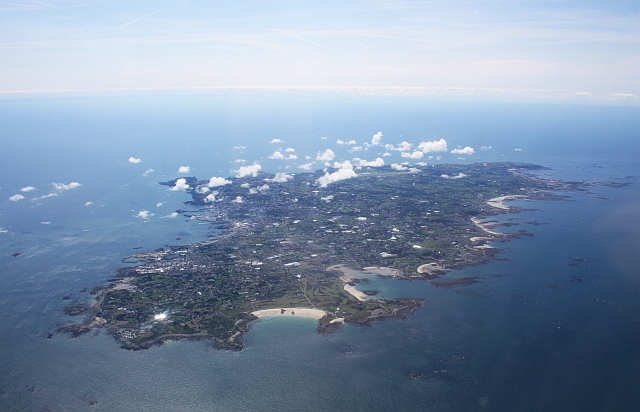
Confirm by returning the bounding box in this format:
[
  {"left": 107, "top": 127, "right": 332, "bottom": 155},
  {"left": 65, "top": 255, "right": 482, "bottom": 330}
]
[{"left": 0, "top": 93, "right": 639, "bottom": 411}]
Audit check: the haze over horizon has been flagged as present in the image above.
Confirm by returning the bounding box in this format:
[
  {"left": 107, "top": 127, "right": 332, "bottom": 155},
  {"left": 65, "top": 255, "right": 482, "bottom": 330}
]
[{"left": 1, "top": 0, "right": 639, "bottom": 101}]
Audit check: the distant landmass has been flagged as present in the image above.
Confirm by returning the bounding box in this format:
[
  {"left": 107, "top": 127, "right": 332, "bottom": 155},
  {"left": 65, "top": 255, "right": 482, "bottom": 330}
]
[{"left": 60, "top": 162, "right": 598, "bottom": 350}]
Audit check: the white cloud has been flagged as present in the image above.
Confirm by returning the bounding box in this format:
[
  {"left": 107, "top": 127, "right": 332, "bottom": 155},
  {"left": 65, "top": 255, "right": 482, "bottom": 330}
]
[
  {"left": 298, "top": 162, "right": 314, "bottom": 170},
  {"left": 317, "top": 161, "right": 357, "bottom": 187},
  {"left": 286, "top": 154, "right": 298, "bottom": 160},
  {"left": 41, "top": 221, "right": 50, "bottom": 225},
  {"left": 207, "top": 176, "right": 232, "bottom": 187},
  {"left": 336, "top": 139, "right": 346, "bottom": 145},
  {"left": 514, "top": 148, "right": 522, "bottom": 151},
  {"left": 418, "top": 139, "right": 448, "bottom": 153},
  {"left": 320, "top": 136, "right": 328, "bottom": 140},
  {"left": 347, "top": 140, "right": 357, "bottom": 145},
  {"left": 349, "top": 146, "right": 363, "bottom": 152},
  {"left": 128, "top": 157, "right": 141, "bottom": 164},
  {"left": 136, "top": 210, "right": 152, "bottom": 219},
  {"left": 354, "top": 157, "right": 385, "bottom": 167},
  {"left": 320, "top": 195, "right": 334, "bottom": 202},
  {"left": 34, "top": 193, "right": 59, "bottom": 200},
  {"left": 234, "top": 158, "right": 246, "bottom": 163},
  {"left": 258, "top": 184, "right": 270, "bottom": 192},
  {"left": 316, "top": 149, "right": 336, "bottom": 162},
  {"left": 385, "top": 141, "right": 412, "bottom": 152},
  {"left": 240, "top": 183, "right": 250, "bottom": 188},
  {"left": 232, "top": 196, "right": 244, "bottom": 203},
  {"left": 178, "top": 166, "right": 190, "bottom": 174},
  {"left": 285, "top": 148, "right": 295, "bottom": 152},
  {"left": 268, "top": 150, "right": 285, "bottom": 159},
  {"left": 382, "top": 152, "right": 392, "bottom": 157},
  {"left": 391, "top": 163, "right": 408, "bottom": 171},
  {"left": 269, "top": 138, "right": 283, "bottom": 144},
  {"left": 441, "top": 173, "right": 467, "bottom": 179},
  {"left": 236, "top": 162, "right": 262, "bottom": 178},
  {"left": 166, "top": 212, "right": 179, "bottom": 218},
  {"left": 401, "top": 151, "right": 424, "bottom": 159},
  {"left": 20, "top": 186, "right": 35, "bottom": 192},
  {"left": 481, "top": 146, "right": 492, "bottom": 150},
  {"left": 170, "top": 178, "right": 189, "bottom": 191},
  {"left": 233, "top": 145, "right": 246, "bottom": 150},
  {"left": 204, "top": 191, "right": 220, "bottom": 202},
  {"left": 195, "top": 186, "right": 210, "bottom": 194},
  {"left": 451, "top": 147, "right": 475, "bottom": 155},
  {"left": 9, "top": 194, "right": 25, "bottom": 202},
  {"left": 266, "top": 172, "right": 293, "bottom": 183},
  {"left": 156, "top": 202, "right": 163, "bottom": 207},
  {"left": 143, "top": 168, "right": 154, "bottom": 176},
  {"left": 371, "top": 132, "right": 383, "bottom": 146},
  {"left": 84, "top": 201, "right": 93, "bottom": 206},
  {"left": 52, "top": 182, "right": 81, "bottom": 190}
]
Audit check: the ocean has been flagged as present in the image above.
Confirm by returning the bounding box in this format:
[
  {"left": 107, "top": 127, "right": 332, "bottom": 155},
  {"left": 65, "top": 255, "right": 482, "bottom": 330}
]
[{"left": 0, "top": 93, "right": 639, "bottom": 411}]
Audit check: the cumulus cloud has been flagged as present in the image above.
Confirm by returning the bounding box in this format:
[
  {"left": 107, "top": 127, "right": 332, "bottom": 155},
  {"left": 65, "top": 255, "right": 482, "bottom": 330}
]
[
  {"left": 451, "top": 147, "right": 475, "bottom": 155},
  {"left": 52, "top": 182, "right": 81, "bottom": 191},
  {"left": 195, "top": 186, "right": 210, "bottom": 194},
  {"left": 9, "top": 194, "right": 25, "bottom": 202},
  {"left": 41, "top": 221, "right": 50, "bottom": 225},
  {"left": 232, "top": 196, "right": 243, "bottom": 203},
  {"left": 418, "top": 139, "right": 448, "bottom": 153},
  {"left": 481, "top": 146, "right": 492, "bottom": 151},
  {"left": 156, "top": 202, "right": 163, "bottom": 207},
  {"left": 441, "top": 173, "right": 467, "bottom": 179},
  {"left": 34, "top": 193, "right": 59, "bottom": 200},
  {"left": 401, "top": 151, "right": 424, "bottom": 159},
  {"left": 178, "top": 166, "right": 190, "bottom": 174},
  {"left": 234, "top": 158, "right": 246, "bottom": 163},
  {"left": 385, "top": 141, "right": 412, "bottom": 152},
  {"left": 320, "top": 136, "right": 328, "bottom": 140},
  {"left": 266, "top": 172, "right": 293, "bottom": 183},
  {"left": 166, "top": 212, "right": 179, "bottom": 218},
  {"left": 207, "top": 176, "right": 232, "bottom": 187},
  {"left": 371, "top": 132, "right": 383, "bottom": 146},
  {"left": 515, "top": 148, "right": 522, "bottom": 151},
  {"left": 320, "top": 195, "right": 334, "bottom": 202},
  {"left": 204, "top": 191, "right": 220, "bottom": 202},
  {"left": 349, "top": 146, "right": 363, "bottom": 153},
  {"left": 336, "top": 139, "right": 345, "bottom": 145},
  {"left": 391, "top": 163, "right": 408, "bottom": 171},
  {"left": 236, "top": 163, "right": 262, "bottom": 178},
  {"left": 233, "top": 145, "right": 246, "bottom": 150},
  {"left": 268, "top": 150, "right": 285, "bottom": 159},
  {"left": 170, "top": 178, "right": 189, "bottom": 191},
  {"left": 298, "top": 162, "right": 314, "bottom": 170},
  {"left": 285, "top": 148, "right": 295, "bottom": 152},
  {"left": 317, "top": 161, "right": 357, "bottom": 187},
  {"left": 128, "top": 157, "right": 141, "bottom": 164},
  {"left": 354, "top": 157, "right": 385, "bottom": 167},
  {"left": 258, "top": 184, "right": 270, "bottom": 192},
  {"left": 84, "top": 201, "right": 93, "bottom": 206},
  {"left": 20, "top": 186, "right": 36, "bottom": 192},
  {"left": 286, "top": 154, "right": 298, "bottom": 160},
  {"left": 269, "top": 138, "right": 283, "bottom": 144},
  {"left": 143, "top": 168, "right": 154, "bottom": 176},
  {"left": 136, "top": 210, "right": 152, "bottom": 219},
  {"left": 240, "top": 183, "right": 250, "bottom": 188},
  {"left": 316, "top": 149, "right": 336, "bottom": 162},
  {"left": 382, "top": 152, "right": 392, "bottom": 157}
]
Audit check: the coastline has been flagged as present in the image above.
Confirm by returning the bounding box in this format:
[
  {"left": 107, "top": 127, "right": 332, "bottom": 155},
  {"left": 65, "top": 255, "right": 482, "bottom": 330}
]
[{"left": 251, "top": 308, "right": 326, "bottom": 320}]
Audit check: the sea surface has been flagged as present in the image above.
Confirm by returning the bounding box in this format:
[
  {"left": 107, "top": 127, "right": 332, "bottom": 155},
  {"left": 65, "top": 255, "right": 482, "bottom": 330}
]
[{"left": 0, "top": 93, "right": 639, "bottom": 411}]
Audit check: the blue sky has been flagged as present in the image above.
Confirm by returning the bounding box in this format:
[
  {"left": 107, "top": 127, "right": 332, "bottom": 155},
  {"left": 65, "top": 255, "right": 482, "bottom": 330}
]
[{"left": 1, "top": 0, "right": 639, "bottom": 100}]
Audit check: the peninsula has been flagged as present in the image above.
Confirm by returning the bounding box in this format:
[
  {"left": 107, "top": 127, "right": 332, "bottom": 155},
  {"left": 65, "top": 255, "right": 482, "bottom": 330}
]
[{"left": 60, "top": 162, "right": 590, "bottom": 350}]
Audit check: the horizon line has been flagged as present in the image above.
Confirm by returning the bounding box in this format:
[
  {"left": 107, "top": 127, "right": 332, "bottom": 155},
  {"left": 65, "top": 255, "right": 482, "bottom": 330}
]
[{"left": 0, "top": 85, "right": 637, "bottom": 102}]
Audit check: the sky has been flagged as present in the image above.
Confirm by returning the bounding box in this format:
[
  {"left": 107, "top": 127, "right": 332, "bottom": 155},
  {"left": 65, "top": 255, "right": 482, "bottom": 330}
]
[{"left": 1, "top": 0, "right": 639, "bottom": 101}]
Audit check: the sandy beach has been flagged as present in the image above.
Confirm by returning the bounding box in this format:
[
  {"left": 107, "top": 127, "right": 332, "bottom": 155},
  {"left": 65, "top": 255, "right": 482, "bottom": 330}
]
[
  {"left": 471, "top": 217, "right": 504, "bottom": 236},
  {"left": 486, "top": 195, "right": 527, "bottom": 210},
  {"left": 251, "top": 308, "right": 326, "bottom": 320}
]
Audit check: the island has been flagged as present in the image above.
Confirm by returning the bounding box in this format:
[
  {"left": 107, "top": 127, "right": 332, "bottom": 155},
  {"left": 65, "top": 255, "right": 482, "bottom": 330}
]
[{"left": 60, "top": 162, "right": 594, "bottom": 350}]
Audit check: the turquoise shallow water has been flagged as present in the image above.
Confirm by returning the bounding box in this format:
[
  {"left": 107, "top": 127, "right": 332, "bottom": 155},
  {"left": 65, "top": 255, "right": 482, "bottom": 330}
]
[{"left": 0, "top": 94, "right": 639, "bottom": 411}]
